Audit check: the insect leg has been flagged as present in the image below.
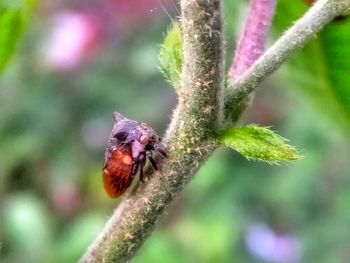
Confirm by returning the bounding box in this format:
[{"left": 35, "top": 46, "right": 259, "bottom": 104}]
[
  {"left": 157, "top": 147, "right": 168, "bottom": 159},
  {"left": 148, "top": 154, "right": 159, "bottom": 171},
  {"left": 131, "top": 159, "right": 139, "bottom": 176},
  {"left": 139, "top": 154, "right": 146, "bottom": 183}
]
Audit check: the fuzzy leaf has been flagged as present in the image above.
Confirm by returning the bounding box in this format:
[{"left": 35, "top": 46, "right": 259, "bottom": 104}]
[
  {"left": 218, "top": 125, "right": 301, "bottom": 163},
  {"left": 0, "top": 0, "right": 36, "bottom": 73},
  {"left": 159, "top": 22, "right": 183, "bottom": 88}
]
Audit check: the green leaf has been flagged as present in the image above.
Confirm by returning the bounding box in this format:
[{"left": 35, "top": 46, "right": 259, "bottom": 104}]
[
  {"left": 320, "top": 20, "right": 350, "bottom": 110},
  {"left": 159, "top": 22, "right": 183, "bottom": 89},
  {"left": 218, "top": 125, "right": 301, "bottom": 163},
  {"left": 0, "top": 0, "right": 36, "bottom": 73}
]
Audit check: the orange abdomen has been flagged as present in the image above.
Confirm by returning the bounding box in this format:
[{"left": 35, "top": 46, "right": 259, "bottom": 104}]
[{"left": 103, "top": 147, "right": 134, "bottom": 198}]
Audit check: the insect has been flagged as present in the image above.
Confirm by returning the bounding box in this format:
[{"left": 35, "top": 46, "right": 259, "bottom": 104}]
[{"left": 102, "top": 112, "right": 167, "bottom": 198}]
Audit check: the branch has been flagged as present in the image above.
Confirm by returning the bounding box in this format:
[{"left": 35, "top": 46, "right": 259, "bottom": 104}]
[
  {"left": 224, "top": 0, "right": 350, "bottom": 123},
  {"left": 79, "top": 0, "right": 224, "bottom": 262},
  {"left": 79, "top": 0, "right": 350, "bottom": 262},
  {"left": 230, "top": 0, "right": 276, "bottom": 80}
]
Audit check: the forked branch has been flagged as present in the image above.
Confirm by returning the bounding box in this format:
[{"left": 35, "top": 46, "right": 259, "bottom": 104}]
[{"left": 79, "top": 0, "right": 350, "bottom": 262}]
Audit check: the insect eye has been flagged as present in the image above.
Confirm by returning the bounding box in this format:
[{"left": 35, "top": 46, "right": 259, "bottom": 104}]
[{"left": 114, "top": 131, "right": 128, "bottom": 141}]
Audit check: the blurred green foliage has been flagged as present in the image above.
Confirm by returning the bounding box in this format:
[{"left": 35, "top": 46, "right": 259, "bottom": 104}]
[
  {"left": 1, "top": 1, "right": 350, "bottom": 263},
  {"left": 0, "top": 0, "right": 36, "bottom": 72}
]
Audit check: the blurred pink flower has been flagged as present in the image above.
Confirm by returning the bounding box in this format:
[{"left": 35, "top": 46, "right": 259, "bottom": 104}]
[
  {"left": 245, "top": 223, "right": 302, "bottom": 263},
  {"left": 43, "top": 11, "right": 100, "bottom": 71}
]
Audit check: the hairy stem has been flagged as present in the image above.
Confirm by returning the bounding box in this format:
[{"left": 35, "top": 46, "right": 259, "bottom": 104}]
[
  {"left": 230, "top": 0, "right": 276, "bottom": 81},
  {"left": 227, "top": 0, "right": 276, "bottom": 122},
  {"left": 79, "top": 0, "right": 224, "bottom": 262},
  {"left": 224, "top": 0, "right": 350, "bottom": 123}
]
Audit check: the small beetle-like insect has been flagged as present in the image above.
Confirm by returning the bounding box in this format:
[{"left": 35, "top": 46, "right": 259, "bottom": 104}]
[{"left": 102, "top": 112, "right": 167, "bottom": 198}]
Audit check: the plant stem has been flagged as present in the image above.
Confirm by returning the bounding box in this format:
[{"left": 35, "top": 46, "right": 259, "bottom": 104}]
[
  {"left": 79, "top": 0, "right": 224, "bottom": 262},
  {"left": 230, "top": 0, "right": 276, "bottom": 81},
  {"left": 79, "top": 0, "right": 350, "bottom": 262},
  {"left": 224, "top": 0, "right": 350, "bottom": 123}
]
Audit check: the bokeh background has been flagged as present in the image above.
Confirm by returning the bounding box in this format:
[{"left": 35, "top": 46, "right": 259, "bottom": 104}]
[{"left": 1, "top": 0, "right": 350, "bottom": 262}]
